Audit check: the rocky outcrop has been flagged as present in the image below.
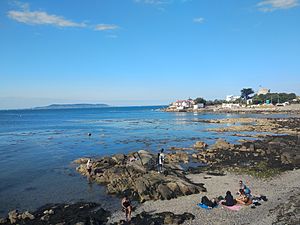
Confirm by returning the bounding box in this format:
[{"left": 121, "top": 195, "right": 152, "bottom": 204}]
[
  {"left": 75, "top": 150, "right": 206, "bottom": 202},
  {"left": 192, "top": 135, "right": 300, "bottom": 174},
  {"left": 0, "top": 202, "right": 110, "bottom": 225},
  {"left": 193, "top": 141, "right": 208, "bottom": 149},
  {"left": 113, "top": 211, "right": 195, "bottom": 225}
]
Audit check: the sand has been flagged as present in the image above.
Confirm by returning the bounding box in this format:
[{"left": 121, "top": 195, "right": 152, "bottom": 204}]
[{"left": 108, "top": 169, "right": 300, "bottom": 225}]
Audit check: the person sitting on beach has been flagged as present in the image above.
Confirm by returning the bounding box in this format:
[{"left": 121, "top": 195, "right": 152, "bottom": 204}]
[
  {"left": 121, "top": 195, "right": 132, "bottom": 222},
  {"left": 239, "top": 180, "right": 251, "bottom": 197},
  {"left": 221, "top": 191, "right": 235, "bottom": 206},
  {"left": 236, "top": 189, "right": 252, "bottom": 205},
  {"left": 86, "top": 159, "right": 92, "bottom": 176},
  {"left": 201, "top": 196, "right": 218, "bottom": 208},
  {"left": 157, "top": 148, "right": 165, "bottom": 173}
]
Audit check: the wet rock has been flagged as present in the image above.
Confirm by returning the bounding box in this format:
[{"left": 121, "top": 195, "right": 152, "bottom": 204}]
[
  {"left": 210, "top": 139, "right": 233, "bottom": 150},
  {"left": 21, "top": 211, "right": 35, "bottom": 220},
  {"left": 8, "top": 210, "right": 18, "bottom": 224},
  {"left": 166, "top": 152, "right": 189, "bottom": 163},
  {"left": 193, "top": 141, "right": 208, "bottom": 149}
]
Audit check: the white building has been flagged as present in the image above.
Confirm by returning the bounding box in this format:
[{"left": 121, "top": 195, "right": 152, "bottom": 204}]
[
  {"left": 193, "top": 103, "right": 204, "bottom": 109},
  {"left": 257, "top": 88, "right": 270, "bottom": 95},
  {"left": 174, "top": 99, "right": 195, "bottom": 110},
  {"left": 222, "top": 103, "right": 241, "bottom": 109},
  {"left": 226, "top": 95, "right": 240, "bottom": 102}
]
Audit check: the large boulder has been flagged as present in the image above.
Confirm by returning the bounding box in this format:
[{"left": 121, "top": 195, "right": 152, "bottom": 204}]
[{"left": 75, "top": 151, "right": 206, "bottom": 202}]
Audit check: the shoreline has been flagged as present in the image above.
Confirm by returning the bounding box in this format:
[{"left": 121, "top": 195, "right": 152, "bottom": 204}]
[
  {"left": 163, "top": 104, "right": 300, "bottom": 114},
  {"left": 109, "top": 169, "right": 300, "bottom": 225},
  {"left": 1, "top": 115, "right": 300, "bottom": 224}
]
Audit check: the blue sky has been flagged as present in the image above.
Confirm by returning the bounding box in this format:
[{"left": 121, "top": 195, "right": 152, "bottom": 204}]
[{"left": 0, "top": 0, "right": 300, "bottom": 109}]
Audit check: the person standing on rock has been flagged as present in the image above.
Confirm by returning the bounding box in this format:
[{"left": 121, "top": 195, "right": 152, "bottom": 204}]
[
  {"left": 86, "top": 159, "right": 92, "bottom": 176},
  {"left": 157, "top": 148, "right": 165, "bottom": 173},
  {"left": 121, "top": 195, "right": 132, "bottom": 222}
]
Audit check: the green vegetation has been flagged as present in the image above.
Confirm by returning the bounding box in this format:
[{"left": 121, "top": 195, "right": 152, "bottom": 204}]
[
  {"left": 194, "top": 97, "right": 207, "bottom": 104},
  {"left": 252, "top": 93, "right": 296, "bottom": 105},
  {"left": 206, "top": 99, "right": 226, "bottom": 105},
  {"left": 241, "top": 88, "right": 254, "bottom": 100},
  {"left": 227, "top": 161, "right": 282, "bottom": 178}
]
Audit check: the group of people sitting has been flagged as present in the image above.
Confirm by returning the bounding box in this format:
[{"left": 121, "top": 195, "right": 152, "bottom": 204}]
[{"left": 201, "top": 180, "right": 253, "bottom": 208}]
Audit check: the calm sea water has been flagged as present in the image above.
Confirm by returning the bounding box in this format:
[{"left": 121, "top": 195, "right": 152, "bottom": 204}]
[{"left": 0, "top": 106, "right": 287, "bottom": 215}]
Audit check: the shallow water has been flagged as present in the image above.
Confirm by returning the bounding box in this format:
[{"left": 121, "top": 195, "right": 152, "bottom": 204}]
[{"left": 0, "top": 106, "right": 291, "bottom": 215}]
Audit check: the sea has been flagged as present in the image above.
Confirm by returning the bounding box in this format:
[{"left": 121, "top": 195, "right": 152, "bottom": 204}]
[{"left": 0, "top": 106, "right": 288, "bottom": 215}]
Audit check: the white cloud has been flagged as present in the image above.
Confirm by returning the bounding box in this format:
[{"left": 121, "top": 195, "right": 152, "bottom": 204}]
[
  {"left": 193, "top": 17, "right": 204, "bottom": 23},
  {"left": 257, "top": 0, "right": 299, "bottom": 12},
  {"left": 8, "top": 10, "right": 86, "bottom": 27},
  {"left": 94, "top": 24, "right": 119, "bottom": 31},
  {"left": 7, "top": 2, "right": 120, "bottom": 33}
]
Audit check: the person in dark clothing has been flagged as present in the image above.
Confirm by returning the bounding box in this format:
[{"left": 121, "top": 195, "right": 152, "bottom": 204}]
[
  {"left": 201, "top": 196, "right": 218, "bottom": 208},
  {"left": 221, "top": 191, "right": 235, "bottom": 206},
  {"left": 121, "top": 195, "right": 132, "bottom": 222}
]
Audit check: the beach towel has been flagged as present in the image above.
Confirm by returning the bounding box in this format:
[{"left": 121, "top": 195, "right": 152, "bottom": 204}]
[
  {"left": 219, "top": 200, "right": 243, "bottom": 211},
  {"left": 197, "top": 203, "right": 218, "bottom": 210},
  {"left": 222, "top": 204, "right": 243, "bottom": 211}
]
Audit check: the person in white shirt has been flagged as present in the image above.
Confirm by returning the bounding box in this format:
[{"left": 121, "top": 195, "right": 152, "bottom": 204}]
[{"left": 157, "top": 148, "right": 165, "bottom": 173}]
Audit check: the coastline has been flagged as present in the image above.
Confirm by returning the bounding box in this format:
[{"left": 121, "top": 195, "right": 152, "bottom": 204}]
[
  {"left": 163, "top": 104, "right": 300, "bottom": 114},
  {"left": 1, "top": 112, "right": 300, "bottom": 224}
]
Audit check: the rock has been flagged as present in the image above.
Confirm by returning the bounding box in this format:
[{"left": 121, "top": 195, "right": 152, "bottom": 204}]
[
  {"left": 210, "top": 139, "right": 233, "bottom": 150},
  {"left": 115, "top": 211, "right": 195, "bottom": 225},
  {"left": 8, "top": 210, "right": 18, "bottom": 224},
  {"left": 112, "top": 154, "right": 126, "bottom": 164},
  {"left": 73, "top": 157, "right": 89, "bottom": 164},
  {"left": 0, "top": 218, "right": 7, "bottom": 224},
  {"left": 41, "top": 214, "right": 50, "bottom": 221},
  {"left": 21, "top": 211, "right": 35, "bottom": 220},
  {"left": 193, "top": 141, "right": 208, "bottom": 149},
  {"left": 157, "top": 184, "right": 173, "bottom": 200},
  {"left": 75, "top": 151, "right": 206, "bottom": 202}
]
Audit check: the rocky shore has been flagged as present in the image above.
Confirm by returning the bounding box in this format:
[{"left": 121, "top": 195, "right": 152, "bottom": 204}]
[
  {"left": 164, "top": 104, "right": 300, "bottom": 114},
  {"left": 1, "top": 116, "right": 299, "bottom": 225}
]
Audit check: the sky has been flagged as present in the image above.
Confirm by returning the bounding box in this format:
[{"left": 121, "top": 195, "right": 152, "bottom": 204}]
[{"left": 0, "top": 0, "right": 300, "bottom": 109}]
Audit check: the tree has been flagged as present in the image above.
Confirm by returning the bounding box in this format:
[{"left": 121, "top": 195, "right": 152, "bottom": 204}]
[
  {"left": 241, "top": 88, "right": 254, "bottom": 100},
  {"left": 252, "top": 92, "right": 297, "bottom": 105},
  {"left": 194, "top": 97, "right": 207, "bottom": 105}
]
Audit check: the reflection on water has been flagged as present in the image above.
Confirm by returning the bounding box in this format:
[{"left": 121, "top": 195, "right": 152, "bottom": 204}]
[{"left": 0, "top": 106, "right": 291, "bottom": 215}]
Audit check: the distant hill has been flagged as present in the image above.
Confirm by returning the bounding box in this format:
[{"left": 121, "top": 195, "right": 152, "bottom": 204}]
[{"left": 34, "top": 103, "right": 109, "bottom": 110}]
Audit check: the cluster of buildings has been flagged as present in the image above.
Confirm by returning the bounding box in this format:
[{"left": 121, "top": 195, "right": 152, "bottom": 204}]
[
  {"left": 168, "top": 87, "right": 298, "bottom": 111},
  {"left": 222, "top": 87, "right": 271, "bottom": 108},
  {"left": 169, "top": 99, "right": 204, "bottom": 110}
]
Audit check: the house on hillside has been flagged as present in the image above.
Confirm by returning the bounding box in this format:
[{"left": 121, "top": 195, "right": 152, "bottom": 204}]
[
  {"left": 174, "top": 99, "right": 195, "bottom": 110},
  {"left": 226, "top": 95, "right": 240, "bottom": 102},
  {"left": 257, "top": 88, "right": 270, "bottom": 95}
]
